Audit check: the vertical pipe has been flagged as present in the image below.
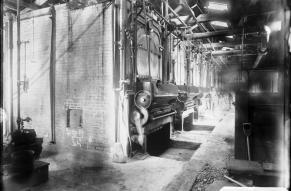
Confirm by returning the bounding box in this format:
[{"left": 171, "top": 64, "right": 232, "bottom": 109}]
[
  {"left": 162, "top": 0, "right": 169, "bottom": 82},
  {"left": 148, "top": 34, "right": 151, "bottom": 79},
  {"left": 16, "top": 0, "right": 21, "bottom": 130},
  {"left": 49, "top": 5, "right": 56, "bottom": 143},
  {"left": 131, "top": 0, "right": 137, "bottom": 84},
  {"left": 1, "top": 16, "right": 5, "bottom": 143},
  {"left": 116, "top": 0, "right": 127, "bottom": 143},
  {"left": 112, "top": 0, "right": 118, "bottom": 143},
  {"left": 8, "top": 13, "right": 14, "bottom": 132},
  {"left": 186, "top": 47, "right": 190, "bottom": 85},
  {"left": 161, "top": 1, "right": 164, "bottom": 18},
  {"left": 120, "top": 0, "right": 126, "bottom": 81}
]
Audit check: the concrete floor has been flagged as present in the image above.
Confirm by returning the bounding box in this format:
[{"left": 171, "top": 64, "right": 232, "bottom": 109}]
[
  {"left": 4, "top": 108, "right": 237, "bottom": 191},
  {"left": 164, "top": 109, "right": 237, "bottom": 191}
]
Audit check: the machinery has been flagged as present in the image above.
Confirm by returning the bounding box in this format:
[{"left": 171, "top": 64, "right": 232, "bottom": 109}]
[
  {"left": 173, "top": 85, "right": 202, "bottom": 131},
  {"left": 126, "top": 2, "right": 201, "bottom": 155},
  {"left": 127, "top": 4, "right": 178, "bottom": 154}
]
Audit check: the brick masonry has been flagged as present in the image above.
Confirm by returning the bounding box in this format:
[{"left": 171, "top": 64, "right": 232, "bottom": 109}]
[{"left": 9, "top": 4, "right": 115, "bottom": 158}]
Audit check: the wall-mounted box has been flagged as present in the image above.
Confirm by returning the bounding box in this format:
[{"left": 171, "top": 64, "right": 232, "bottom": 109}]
[{"left": 67, "top": 109, "right": 82, "bottom": 128}]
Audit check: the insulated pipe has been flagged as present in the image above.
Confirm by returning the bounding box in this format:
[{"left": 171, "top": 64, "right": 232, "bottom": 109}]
[
  {"left": 16, "top": 0, "right": 21, "bottom": 130},
  {"left": 49, "top": 5, "right": 56, "bottom": 143}
]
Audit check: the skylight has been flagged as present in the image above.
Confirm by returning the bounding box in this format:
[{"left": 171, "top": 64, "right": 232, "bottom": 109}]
[{"left": 207, "top": 2, "right": 228, "bottom": 11}]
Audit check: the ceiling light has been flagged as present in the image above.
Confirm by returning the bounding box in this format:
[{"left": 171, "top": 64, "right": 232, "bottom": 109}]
[
  {"left": 226, "top": 35, "right": 234, "bottom": 39},
  {"left": 211, "top": 21, "right": 228, "bottom": 28},
  {"left": 208, "top": 2, "right": 228, "bottom": 11}
]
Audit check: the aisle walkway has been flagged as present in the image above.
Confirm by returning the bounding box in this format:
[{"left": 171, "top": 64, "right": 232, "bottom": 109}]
[{"left": 163, "top": 112, "right": 236, "bottom": 191}]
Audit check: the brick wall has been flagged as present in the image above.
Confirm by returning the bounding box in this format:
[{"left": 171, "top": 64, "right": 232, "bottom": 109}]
[{"left": 10, "top": 4, "right": 115, "bottom": 160}]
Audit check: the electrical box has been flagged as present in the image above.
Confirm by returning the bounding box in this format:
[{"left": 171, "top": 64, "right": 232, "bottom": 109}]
[{"left": 67, "top": 109, "right": 82, "bottom": 128}]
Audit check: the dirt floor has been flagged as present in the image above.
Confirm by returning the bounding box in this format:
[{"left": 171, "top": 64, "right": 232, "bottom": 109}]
[{"left": 3, "top": 108, "right": 237, "bottom": 191}]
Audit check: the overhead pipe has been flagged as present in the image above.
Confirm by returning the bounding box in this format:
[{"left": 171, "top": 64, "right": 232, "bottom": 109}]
[
  {"left": 180, "top": 1, "right": 225, "bottom": 65},
  {"left": 184, "top": 29, "right": 263, "bottom": 39},
  {"left": 49, "top": 5, "right": 56, "bottom": 143},
  {"left": 211, "top": 50, "right": 256, "bottom": 56},
  {"left": 196, "top": 13, "right": 229, "bottom": 23},
  {"left": 165, "top": 1, "right": 187, "bottom": 27},
  {"left": 185, "top": 30, "right": 234, "bottom": 39},
  {"left": 168, "top": 4, "right": 183, "bottom": 18},
  {"left": 202, "top": 42, "right": 259, "bottom": 49}
]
